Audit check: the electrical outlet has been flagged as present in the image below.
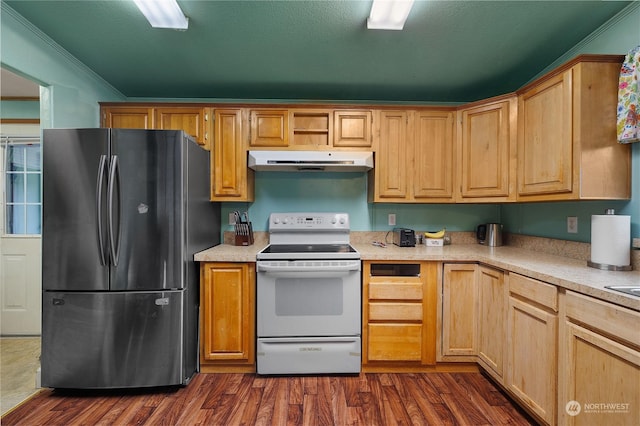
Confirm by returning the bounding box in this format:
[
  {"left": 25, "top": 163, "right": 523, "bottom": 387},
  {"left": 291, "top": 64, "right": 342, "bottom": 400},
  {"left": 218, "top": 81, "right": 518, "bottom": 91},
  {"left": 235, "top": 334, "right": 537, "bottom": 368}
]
[
  {"left": 388, "top": 213, "right": 396, "bottom": 226},
  {"left": 567, "top": 216, "right": 578, "bottom": 233},
  {"left": 229, "top": 212, "right": 236, "bottom": 225}
]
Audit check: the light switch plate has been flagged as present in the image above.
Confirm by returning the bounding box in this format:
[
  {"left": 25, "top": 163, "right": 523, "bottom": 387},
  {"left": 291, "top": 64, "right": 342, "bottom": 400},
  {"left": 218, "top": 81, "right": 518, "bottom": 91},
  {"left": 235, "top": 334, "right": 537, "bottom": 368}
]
[
  {"left": 388, "top": 213, "right": 396, "bottom": 226},
  {"left": 567, "top": 216, "right": 578, "bottom": 233}
]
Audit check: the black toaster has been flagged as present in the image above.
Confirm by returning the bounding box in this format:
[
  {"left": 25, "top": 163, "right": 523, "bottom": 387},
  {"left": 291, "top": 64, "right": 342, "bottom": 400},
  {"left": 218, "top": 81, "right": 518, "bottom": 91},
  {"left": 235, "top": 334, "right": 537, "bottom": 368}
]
[{"left": 392, "top": 228, "right": 416, "bottom": 247}]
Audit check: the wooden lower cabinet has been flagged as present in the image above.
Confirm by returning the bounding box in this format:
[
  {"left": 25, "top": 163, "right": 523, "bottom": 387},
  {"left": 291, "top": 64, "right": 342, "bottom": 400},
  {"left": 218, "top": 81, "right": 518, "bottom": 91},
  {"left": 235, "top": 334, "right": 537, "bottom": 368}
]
[
  {"left": 477, "top": 265, "right": 506, "bottom": 381},
  {"left": 440, "top": 263, "right": 478, "bottom": 361},
  {"left": 558, "top": 291, "right": 640, "bottom": 426},
  {"left": 506, "top": 273, "right": 558, "bottom": 425},
  {"left": 200, "top": 262, "right": 255, "bottom": 372},
  {"left": 363, "top": 261, "right": 437, "bottom": 369}
]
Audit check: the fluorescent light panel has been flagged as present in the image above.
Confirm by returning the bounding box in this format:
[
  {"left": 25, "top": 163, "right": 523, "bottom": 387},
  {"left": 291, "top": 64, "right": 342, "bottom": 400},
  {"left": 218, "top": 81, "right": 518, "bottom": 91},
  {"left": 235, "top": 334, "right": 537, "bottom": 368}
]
[
  {"left": 367, "top": 0, "right": 415, "bottom": 30},
  {"left": 134, "top": 0, "right": 188, "bottom": 30}
]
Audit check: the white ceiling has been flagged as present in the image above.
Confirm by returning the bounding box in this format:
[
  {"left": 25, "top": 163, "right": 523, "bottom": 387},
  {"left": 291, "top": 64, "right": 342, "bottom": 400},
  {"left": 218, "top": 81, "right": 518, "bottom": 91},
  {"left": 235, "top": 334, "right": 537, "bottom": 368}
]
[{"left": 1, "top": 68, "right": 40, "bottom": 98}]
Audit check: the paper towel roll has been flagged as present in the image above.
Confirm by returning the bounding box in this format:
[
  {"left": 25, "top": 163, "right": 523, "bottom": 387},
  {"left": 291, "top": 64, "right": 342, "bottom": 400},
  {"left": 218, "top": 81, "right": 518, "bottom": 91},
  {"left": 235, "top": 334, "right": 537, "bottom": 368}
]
[{"left": 590, "top": 214, "right": 631, "bottom": 268}]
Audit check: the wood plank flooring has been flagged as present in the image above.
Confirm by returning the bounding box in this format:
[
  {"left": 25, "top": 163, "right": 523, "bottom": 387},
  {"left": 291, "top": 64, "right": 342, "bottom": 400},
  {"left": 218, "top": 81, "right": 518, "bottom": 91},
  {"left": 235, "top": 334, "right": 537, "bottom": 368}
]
[{"left": 1, "top": 372, "right": 536, "bottom": 425}]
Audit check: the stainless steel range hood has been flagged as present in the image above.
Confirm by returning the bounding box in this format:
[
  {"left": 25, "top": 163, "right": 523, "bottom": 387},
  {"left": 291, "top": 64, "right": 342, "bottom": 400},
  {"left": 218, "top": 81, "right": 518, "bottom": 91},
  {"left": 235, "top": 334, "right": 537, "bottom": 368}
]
[{"left": 248, "top": 150, "right": 374, "bottom": 172}]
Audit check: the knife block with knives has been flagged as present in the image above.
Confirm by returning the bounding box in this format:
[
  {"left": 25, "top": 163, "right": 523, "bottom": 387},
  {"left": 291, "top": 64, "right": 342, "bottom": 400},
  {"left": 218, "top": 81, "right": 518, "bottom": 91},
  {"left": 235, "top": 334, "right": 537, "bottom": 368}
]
[{"left": 233, "top": 210, "right": 254, "bottom": 246}]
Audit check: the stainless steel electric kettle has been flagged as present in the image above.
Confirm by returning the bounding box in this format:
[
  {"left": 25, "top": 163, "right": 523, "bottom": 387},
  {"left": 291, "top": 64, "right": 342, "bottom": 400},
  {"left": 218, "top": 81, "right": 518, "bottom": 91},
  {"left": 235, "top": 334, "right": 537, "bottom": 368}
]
[{"left": 476, "top": 223, "right": 503, "bottom": 246}]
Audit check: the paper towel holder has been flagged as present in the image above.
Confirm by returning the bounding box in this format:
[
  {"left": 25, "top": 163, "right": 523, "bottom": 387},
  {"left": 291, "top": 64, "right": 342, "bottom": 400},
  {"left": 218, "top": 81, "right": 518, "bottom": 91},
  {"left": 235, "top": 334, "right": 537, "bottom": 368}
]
[{"left": 587, "top": 208, "right": 633, "bottom": 271}]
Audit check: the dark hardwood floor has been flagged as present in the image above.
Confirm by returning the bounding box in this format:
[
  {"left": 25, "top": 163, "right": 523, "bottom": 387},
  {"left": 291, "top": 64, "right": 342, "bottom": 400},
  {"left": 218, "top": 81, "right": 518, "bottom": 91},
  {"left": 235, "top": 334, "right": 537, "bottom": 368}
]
[{"left": 2, "top": 372, "right": 536, "bottom": 425}]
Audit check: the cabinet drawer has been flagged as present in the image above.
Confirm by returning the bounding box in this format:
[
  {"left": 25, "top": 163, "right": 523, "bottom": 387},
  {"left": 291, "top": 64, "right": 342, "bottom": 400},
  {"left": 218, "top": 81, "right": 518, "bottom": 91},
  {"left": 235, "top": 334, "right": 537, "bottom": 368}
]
[
  {"left": 369, "top": 281, "right": 423, "bottom": 300},
  {"left": 369, "top": 302, "right": 422, "bottom": 321},
  {"left": 509, "top": 273, "right": 557, "bottom": 311},
  {"left": 368, "top": 324, "right": 422, "bottom": 361}
]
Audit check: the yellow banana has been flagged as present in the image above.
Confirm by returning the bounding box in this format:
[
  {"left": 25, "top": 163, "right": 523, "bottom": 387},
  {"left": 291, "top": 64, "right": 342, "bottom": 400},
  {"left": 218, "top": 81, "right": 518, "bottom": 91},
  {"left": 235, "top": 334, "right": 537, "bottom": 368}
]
[{"left": 424, "top": 228, "right": 446, "bottom": 239}]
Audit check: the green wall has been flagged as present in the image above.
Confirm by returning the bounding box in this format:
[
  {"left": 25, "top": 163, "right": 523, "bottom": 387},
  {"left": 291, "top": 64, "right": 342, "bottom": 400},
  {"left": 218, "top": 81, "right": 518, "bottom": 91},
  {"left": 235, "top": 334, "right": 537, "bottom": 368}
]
[
  {"left": 0, "top": 100, "right": 39, "bottom": 119},
  {"left": 501, "top": 3, "right": 640, "bottom": 242},
  {"left": 1, "top": 3, "right": 124, "bottom": 128}
]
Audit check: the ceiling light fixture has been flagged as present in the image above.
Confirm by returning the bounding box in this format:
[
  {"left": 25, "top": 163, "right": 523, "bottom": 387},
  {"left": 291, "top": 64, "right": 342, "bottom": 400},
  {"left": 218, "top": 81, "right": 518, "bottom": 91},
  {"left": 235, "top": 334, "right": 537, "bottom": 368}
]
[
  {"left": 367, "top": 0, "right": 415, "bottom": 30},
  {"left": 134, "top": 0, "right": 189, "bottom": 30}
]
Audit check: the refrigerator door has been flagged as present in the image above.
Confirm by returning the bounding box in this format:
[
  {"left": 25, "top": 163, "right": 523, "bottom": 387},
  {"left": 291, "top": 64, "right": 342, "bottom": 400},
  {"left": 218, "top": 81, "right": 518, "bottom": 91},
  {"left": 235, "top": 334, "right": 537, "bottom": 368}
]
[
  {"left": 42, "top": 129, "right": 110, "bottom": 291},
  {"left": 110, "top": 129, "right": 184, "bottom": 291},
  {"left": 41, "top": 290, "right": 185, "bottom": 389}
]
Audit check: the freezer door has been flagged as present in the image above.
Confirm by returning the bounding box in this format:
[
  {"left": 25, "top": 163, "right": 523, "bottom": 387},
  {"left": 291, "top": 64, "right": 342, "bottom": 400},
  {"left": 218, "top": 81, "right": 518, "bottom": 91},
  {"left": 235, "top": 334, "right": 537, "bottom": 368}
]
[
  {"left": 110, "top": 130, "right": 185, "bottom": 291},
  {"left": 42, "top": 129, "right": 110, "bottom": 291},
  {"left": 41, "top": 290, "right": 187, "bottom": 389}
]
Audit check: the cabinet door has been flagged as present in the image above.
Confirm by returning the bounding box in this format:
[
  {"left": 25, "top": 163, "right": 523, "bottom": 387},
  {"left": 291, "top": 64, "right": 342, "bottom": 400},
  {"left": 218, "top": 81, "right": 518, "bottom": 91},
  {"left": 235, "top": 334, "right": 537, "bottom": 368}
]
[
  {"left": 212, "top": 109, "right": 253, "bottom": 201},
  {"left": 559, "top": 291, "right": 640, "bottom": 426},
  {"left": 477, "top": 266, "right": 505, "bottom": 380},
  {"left": 441, "top": 263, "right": 478, "bottom": 358},
  {"left": 200, "top": 263, "right": 255, "bottom": 364},
  {"left": 518, "top": 70, "right": 573, "bottom": 196},
  {"left": 333, "top": 110, "right": 372, "bottom": 147},
  {"left": 102, "top": 106, "right": 154, "bottom": 129},
  {"left": 373, "top": 111, "right": 409, "bottom": 200},
  {"left": 156, "top": 107, "right": 211, "bottom": 149},
  {"left": 249, "top": 109, "right": 288, "bottom": 147},
  {"left": 459, "top": 98, "right": 516, "bottom": 201},
  {"left": 507, "top": 295, "right": 557, "bottom": 424},
  {"left": 413, "top": 111, "right": 454, "bottom": 201}
]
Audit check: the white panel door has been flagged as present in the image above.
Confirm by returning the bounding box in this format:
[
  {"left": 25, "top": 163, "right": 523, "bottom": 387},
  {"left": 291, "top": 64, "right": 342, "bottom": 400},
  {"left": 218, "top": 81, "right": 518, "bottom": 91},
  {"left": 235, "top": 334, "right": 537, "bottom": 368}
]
[{"left": 1, "top": 124, "right": 42, "bottom": 335}]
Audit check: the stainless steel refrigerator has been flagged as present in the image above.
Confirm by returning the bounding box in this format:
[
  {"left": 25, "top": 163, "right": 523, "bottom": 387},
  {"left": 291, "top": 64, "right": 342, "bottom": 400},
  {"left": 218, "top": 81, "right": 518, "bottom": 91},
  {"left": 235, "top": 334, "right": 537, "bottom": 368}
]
[{"left": 41, "top": 128, "right": 220, "bottom": 389}]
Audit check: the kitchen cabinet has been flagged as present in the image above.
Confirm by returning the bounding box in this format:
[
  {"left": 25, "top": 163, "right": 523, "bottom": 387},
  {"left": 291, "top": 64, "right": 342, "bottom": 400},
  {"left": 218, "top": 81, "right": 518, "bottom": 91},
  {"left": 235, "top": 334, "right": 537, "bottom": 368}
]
[
  {"left": 517, "top": 55, "right": 630, "bottom": 201},
  {"left": 100, "top": 104, "right": 212, "bottom": 148},
  {"left": 362, "top": 261, "right": 437, "bottom": 370},
  {"left": 333, "top": 110, "right": 372, "bottom": 147},
  {"left": 440, "top": 263, "right": 478, "bottom": 361},
  {"left": 413, "top": 110, "right": 455, "bottom": 201},
  {"left": 457, "top": 95, "right": 517, "bottom": 202},
  {"left": 101, "top": 106, "right": 154, "bottom": 130},
  {"left": 370, "top": 110, "right": 409, "bottom": 200},
  {"left": 289, "top": 109, "right": 332, "bottom": 147},
  {"left": 249, "top": 109, "right": 289, "bottom": 147},
  {"left": 370, "top": 109, "right": 455, "bottom": 203},
  {"left": 211, "top": 108, "right": 254, "bottom": 202},
  {"left": 200, "top": 262, "right": 255, "bottom": 372},
  {"left": 506, "top": 273, "right": 558, "bottom": 425},
  {"left": 477, "top": 265, "right": 506, "bottom": 382},
  {"left": 156, "top": 107, "right": 212, "bottom": 149},
  {"left": 558, "top": 291, "right": 639, "bottom": 426}
]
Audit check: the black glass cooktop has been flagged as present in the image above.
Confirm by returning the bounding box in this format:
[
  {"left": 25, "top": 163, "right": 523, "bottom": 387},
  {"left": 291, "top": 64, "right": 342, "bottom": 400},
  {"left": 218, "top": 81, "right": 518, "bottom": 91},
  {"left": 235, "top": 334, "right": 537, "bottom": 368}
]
[{"left": 260, "top": 244, "right": 357, "bottom": 254}]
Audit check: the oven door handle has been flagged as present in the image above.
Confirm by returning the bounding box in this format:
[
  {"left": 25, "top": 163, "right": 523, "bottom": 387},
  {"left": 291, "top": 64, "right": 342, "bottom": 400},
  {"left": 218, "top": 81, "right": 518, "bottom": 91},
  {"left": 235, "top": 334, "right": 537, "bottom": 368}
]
[{"left": 257, "top": 263, "right": 360, "bottom": 274}]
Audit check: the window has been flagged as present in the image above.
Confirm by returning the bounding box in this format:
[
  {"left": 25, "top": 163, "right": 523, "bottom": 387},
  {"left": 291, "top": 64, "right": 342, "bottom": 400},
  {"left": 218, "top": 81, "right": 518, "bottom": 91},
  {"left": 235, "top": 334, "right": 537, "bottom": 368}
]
[{"left": 2, "top": 139, "right": 41, "bottom": 235}]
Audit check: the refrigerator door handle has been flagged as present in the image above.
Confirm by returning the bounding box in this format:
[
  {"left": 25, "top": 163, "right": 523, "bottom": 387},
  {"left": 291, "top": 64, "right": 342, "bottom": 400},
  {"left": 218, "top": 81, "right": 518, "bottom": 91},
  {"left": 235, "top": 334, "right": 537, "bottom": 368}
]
[
  {"left": 107, "top": 155, "right": 121, "bottom": 266},
  {"left": 96, "top": 155, "right": 108, "bottom": 265}
]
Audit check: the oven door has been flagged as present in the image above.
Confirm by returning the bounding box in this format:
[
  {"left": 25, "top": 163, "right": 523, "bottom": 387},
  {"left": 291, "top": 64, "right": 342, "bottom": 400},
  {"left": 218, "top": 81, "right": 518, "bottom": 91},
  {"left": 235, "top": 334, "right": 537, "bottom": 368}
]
[{"left": 256, "top": 259, "right": 361, "bottom": 337}]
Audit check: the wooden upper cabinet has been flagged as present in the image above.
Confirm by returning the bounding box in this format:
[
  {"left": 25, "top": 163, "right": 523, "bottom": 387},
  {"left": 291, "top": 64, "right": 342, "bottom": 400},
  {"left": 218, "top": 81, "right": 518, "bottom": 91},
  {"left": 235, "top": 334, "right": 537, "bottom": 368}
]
[
  {"left": 370, "top": 109, "right": 454, "bottom": 203},
  {"left": 333, "top": 110, "right": 372, "bottom": 147},
  {"left": 458, "top": 96, "right": 516, "bottom": 202},
  {"left": 518, "top": 70, "right": 573, "bottom": 197},
  {"left": 211, "top": 109, "right": 253, "bottom": 201},
  {"left": 156, "top": 107, "right": 212, "bottom": 149},
  {"left": 413, "top": 110, "right": 454, "bottom": 201},
  {"left": 249, "top": 109, "right": 289, "bottom": 147},
  {"left": 517, "top": 55, "right": 630, "bottom": 201},
  {"left": 102, "top": 106, "right": 154, "bottom": 129},
  {"left": 371, "top": 110, "right": 409, "bottom": 201}
]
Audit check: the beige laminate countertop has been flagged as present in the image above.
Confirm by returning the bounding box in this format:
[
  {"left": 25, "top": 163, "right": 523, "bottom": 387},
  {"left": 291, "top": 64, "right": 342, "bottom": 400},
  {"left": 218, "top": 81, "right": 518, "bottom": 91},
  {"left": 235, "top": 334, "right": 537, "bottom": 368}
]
[{"left": 195, "top": 242, "right": 640, "bottom": 312}]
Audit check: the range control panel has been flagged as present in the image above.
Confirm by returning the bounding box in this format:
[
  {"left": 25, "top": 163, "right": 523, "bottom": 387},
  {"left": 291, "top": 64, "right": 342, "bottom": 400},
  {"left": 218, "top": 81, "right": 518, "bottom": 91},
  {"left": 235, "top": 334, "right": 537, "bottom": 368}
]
[{"left": 268, "top": 212, "right": 350, "bottom": 232}]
